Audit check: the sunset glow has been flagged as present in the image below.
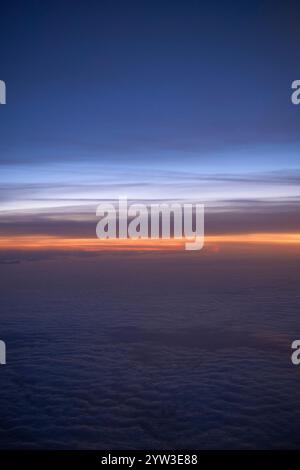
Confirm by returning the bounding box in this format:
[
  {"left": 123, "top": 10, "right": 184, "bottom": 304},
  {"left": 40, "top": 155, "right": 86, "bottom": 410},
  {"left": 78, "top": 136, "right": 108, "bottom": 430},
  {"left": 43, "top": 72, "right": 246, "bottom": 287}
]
[{"left": 1, "top": 233, "right": 300, "bottom": 251}]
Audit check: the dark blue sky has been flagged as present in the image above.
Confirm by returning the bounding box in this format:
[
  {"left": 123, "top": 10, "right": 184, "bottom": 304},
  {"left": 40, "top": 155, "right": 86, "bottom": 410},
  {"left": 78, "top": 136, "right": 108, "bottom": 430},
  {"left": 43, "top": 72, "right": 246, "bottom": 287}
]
[{"left": 0, "top": 0, "right": 300, "bottom": 212}]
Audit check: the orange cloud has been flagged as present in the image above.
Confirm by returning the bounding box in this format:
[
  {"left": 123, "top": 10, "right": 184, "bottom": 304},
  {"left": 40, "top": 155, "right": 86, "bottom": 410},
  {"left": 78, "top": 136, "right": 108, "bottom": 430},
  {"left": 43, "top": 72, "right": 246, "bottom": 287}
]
[{"left": 0, "top": 233, "right": 299, "bottom": 252}]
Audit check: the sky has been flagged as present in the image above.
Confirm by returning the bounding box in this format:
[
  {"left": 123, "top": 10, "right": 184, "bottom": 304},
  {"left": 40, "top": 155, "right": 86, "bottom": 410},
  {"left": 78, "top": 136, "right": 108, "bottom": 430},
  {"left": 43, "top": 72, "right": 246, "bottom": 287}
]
[
  {"left": 2, "top": 2, "right": 300, "bottom": 456},
  {"left": 0, "top": 0, "right": 300, "bottom": 247}
]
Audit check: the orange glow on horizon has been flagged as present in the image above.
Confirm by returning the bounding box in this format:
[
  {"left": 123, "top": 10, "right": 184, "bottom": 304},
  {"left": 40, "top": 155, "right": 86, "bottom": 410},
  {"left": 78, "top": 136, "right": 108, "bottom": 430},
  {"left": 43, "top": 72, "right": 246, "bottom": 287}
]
[{"left": 0, "top": 233, "right": 299, "bottom": 251}]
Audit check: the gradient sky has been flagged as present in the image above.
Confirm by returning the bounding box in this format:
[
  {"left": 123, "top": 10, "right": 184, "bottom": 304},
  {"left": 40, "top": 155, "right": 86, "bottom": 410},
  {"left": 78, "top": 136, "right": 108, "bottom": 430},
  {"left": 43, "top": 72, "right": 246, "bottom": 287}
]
[{"left": 0, "top": 0, "right": 300, "bottom": 242}]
